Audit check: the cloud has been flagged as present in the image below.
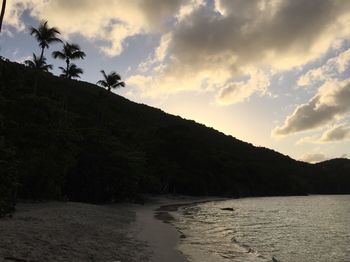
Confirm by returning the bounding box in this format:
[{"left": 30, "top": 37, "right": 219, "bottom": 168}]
[
  {"left": 273, "top": 81, "right": 350, "bottom": 136},
  {"left": 127, "top": 75, "right": 153, "bottom": 91},
  {"left": 5, "top": 0, "right": 195, "bottom": 56},
  {"left": 216, "top": 68, "right": 270, "bottom": 105},
  {"left": 297, "top": 48, "right": 350, "bottom": 87},
  {"left": 297, "top": 124, "right": 350, "bottom": 144},
  {"left": 299, "top": 153, "right": 328, "bottom": 164},
  {"left": 5, "top": 0, "right": 350, "bottom": 104},
  {"left": 320, "top": 124, "right": 350, "bottom": 142},
  {"left": 167, "top": 0, "right": 350, "bottom": 70},
  {"left": 297, "top": 67, "right": 327, "bottom": 87},
  {"left": 130, "top": 0, "right": 350, "bottom": 103}
]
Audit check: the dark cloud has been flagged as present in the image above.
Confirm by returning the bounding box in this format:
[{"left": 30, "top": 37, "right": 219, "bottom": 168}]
[
  {"left": 140, "top": 0, "right": 188, "bottom": 27},
  {"left": 165, "top": 0, "right": 350, "bottom": 71},
  {"left": 137, "top": 0, "right": 350, "bottom": 103}
]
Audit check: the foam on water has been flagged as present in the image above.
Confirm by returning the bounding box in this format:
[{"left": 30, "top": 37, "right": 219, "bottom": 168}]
[{"left": 173, "top": 195, "right": 350, "bottom": 262}]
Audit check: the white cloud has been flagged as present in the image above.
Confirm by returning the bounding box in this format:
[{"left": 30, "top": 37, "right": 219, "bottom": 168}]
[
  {"left": 216, "top": 68, "right": 270, "bottom": 105},
  {"left": 127, "top": 75, "right": 153, "bottom": 91},
  {"left": 297, "top": 67, "right": 327, "bottom": 87},
  {"left": 273, "top": 81, "right": 350, "bottom": 137},
  {"left": 297, "top": 48, "right": 350, "bottom": 87},
  {"left": 297, "top": 124, "right": 350, "bottom": 144}
]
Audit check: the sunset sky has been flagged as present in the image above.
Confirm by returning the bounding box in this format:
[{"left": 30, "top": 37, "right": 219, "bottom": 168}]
[{"left": 1, "top": 0, "right": 350, "bottom": 162}]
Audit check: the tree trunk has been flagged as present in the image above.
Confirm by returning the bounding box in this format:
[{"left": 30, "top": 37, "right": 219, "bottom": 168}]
[
  {"left": 66, "top": 58, "right": 70, "bottom": 78},
  {"left": 40, "top": 47, "right": 45, "bottom": 62},
  {"left": 0, "top": 0, "right": 7, "bottom": 33}
]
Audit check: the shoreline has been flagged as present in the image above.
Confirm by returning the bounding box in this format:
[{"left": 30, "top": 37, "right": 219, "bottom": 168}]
[
  {"left": 0, "top": 196, "right": 227, "bottom": 262},
  {"left": 133, "top": 196, "right": 228, "bottom": 262}
]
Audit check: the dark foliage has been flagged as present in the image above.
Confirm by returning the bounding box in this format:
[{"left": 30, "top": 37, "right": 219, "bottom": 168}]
[
  {"left": 0, "top": 59, "right": 349, "bottom": 215},
  {"left": 0, "top": 136, "right": 17, "bottom": 216}
]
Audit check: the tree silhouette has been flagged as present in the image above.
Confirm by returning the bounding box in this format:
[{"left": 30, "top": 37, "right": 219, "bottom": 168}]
[
  {"left": 52, "top": 43, "right": 86, "bottom": 79},
  {"left": 0, "top": 0, "right": 6, "bottom": 33},
  {"left": 97, "top": 70, "right": 125, "bottom": 92},
  {"left": 24, "top": 53, "right": 53, "bottom": 72},
  {"left": 59, "top": 63, "right": 83, "bottom": 79},
  {"left": 30, "top": 20, "right": 61, "bottom": 61}
]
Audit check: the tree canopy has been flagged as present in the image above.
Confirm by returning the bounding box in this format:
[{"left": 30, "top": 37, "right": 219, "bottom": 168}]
[
  {"left": 53, "top": 42, "right": 86, "bottom": 79},
  {"left": 30, "top": 20, "right": 61, "bottom": 60},
  {"left": 1, "top": 58, "right": 349, "bottom": 216},
  {"left": 24, "top": 53, "right": 53, "bottom": 72},
  {"left": 97, "top": 70, "right": 125, "bottom": 92}
]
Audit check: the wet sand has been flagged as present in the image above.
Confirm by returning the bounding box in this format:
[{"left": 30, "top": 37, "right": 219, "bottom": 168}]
[
  {"left": 0, "top": 197, "right": 225, "bottom": 262},
  {"left": 133, "top": 196, "right": 227, "bottom": 262}
]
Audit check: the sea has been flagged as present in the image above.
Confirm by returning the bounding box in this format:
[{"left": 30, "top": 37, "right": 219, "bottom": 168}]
[{"left": 173, "top": 195, "right": 350, "bottom": 262}]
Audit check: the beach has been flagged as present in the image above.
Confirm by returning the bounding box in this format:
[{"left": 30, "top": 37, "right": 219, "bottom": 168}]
[
  {"left": 0, "top": 202, "right": 149, "bottom": 261},
  {"left": 0, "top": 196, "right": 222, "bottom": 262}
]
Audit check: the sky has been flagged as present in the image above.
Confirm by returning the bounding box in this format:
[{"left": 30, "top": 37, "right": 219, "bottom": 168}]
[{"left": 1, "top": 0, "right": 350, "bottom": 163}]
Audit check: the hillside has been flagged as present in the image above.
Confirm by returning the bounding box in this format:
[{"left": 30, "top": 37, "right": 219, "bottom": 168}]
[
  {"left": 311, "top": 159, "right": 350, "bottom": 194},
  {"left": 0, "top": 58, "right": 349, "bottom": 215}
]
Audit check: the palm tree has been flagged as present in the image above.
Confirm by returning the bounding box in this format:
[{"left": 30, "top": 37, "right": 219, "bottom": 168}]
[
  {"left": 30, "top": 20, "right": 61, "bottom": 61},
  {"left": 59, "top": 63, "right": 83, "bottom": 79},
  {"left": 24, "top": 53, "right": 53, "bottom": 72},
  {"left": 52, "top": 43, "right": 86, "bottom": 79},
  {"left": 97, "top": 70, "right": 125, "bottom": 92},
  {"left": 0, "top": 0, "right": 6, "bottom": 33}
]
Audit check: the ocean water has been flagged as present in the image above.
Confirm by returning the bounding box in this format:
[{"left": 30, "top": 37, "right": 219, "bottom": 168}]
[{"left": 173, "top": 195, "right": 350, "bottom": 262}]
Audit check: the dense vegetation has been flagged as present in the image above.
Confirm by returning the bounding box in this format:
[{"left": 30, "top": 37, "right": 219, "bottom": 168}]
[{"left": 0, "top": 59, "right": 349, "bottom": 216}]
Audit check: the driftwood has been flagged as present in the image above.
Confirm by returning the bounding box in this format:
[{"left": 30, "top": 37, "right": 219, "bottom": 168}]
[{"left": 221, "top": 207, "right": 234, "bottom": 211}]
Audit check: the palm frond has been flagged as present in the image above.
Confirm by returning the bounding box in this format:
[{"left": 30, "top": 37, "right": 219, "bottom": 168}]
[
  {"left": 68, "top": 43, "right": 81, "bottom": 51},
  {"left": 53, "top": 42, "right": 86, "bottom": 61},
  {"left": 111, "top": 72, "right": 121, "bottom": 80},
  {"left": 70, "top": 50, "right": 86, "bottom": 60},
  {"left": 42, "top": 64, "right": 53, "bottom": 71},
  {"left": 24, "top": 53, "right": 52, "bottom": 72},
  {"left": 98, "top": 70, "right": 125, "bottom": 91},
  {"left": 29, "top": 27, "right": 39, "bottom": 36},
  {"left": 30, "top": 20, "right": 61, "bottom": 51},
  {"left": 60, "top": 63, "right": 83, "bottom": 79},
  {"left": 70, "top": 64, "right": 83, "bottom": 74},
  {"left": 97, "top": 80, "right": 108, "bottom": 87},
  {"left": 112, "top": 81, "right": 125, "bottom": 88},
  {"left": 46, "top": 36, "right": 62, "bottom": 46},
  {"left": 52, "top": 51, "right": 66, "bottom": 60},
  {"left": 100, "top": 70, "right": 108, "bottom": 81}
]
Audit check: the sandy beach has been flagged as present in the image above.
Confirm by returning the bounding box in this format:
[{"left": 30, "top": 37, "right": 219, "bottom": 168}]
[
  {"left": 0, "top": 196, "right": 223, "bottom": 262},
  {"left": 0, "top": 202, "right": 150, "bottom": 262}
]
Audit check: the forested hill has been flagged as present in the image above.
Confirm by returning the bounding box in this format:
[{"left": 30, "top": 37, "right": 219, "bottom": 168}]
[{"left": 1, "top": 58, "right": 349, "bottom": 215}]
